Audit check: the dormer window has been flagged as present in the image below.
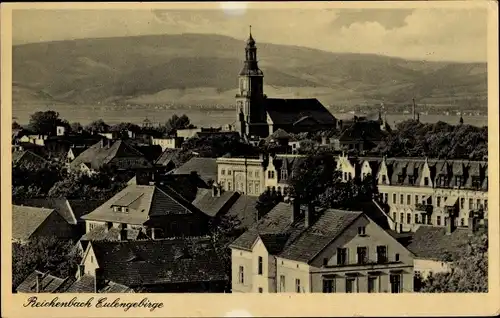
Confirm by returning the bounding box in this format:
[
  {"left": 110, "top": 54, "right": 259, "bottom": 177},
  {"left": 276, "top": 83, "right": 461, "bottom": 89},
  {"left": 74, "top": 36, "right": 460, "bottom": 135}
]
[
  {"left": 408, "top": 175, "right": 415, "bottom": 185},
  {"left": 113, "top": 206, "right": 129, "bottom": 213},
  {"left": 398, "top": 174, "right": 404, "bottom": 184},
  {"left": 281, "top": 169, "right": 288, "bottom": 181},
  {"left": 472, "top": 176, "right": 481, "bottom": 189},
  {"left": 381, "top": 175, "right": 387, "bottom": 184},
  {"left": 268, "top": 171, "right": 275, "bottom": 179},
  {"left": 454, "top": 176, "right": 463, "bottom": 187}
]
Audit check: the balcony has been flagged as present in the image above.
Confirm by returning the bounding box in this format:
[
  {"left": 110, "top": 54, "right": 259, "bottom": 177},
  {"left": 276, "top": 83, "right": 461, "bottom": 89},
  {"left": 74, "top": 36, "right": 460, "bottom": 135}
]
[{"left": 415, "top": 203, "right": 433, "bottom": 214}]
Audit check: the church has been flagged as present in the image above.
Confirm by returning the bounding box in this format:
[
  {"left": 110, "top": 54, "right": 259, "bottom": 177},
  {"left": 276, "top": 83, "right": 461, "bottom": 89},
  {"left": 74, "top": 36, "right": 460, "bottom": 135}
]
[{"left": 235, "top": 28, "right": 338, "bottom": 139}]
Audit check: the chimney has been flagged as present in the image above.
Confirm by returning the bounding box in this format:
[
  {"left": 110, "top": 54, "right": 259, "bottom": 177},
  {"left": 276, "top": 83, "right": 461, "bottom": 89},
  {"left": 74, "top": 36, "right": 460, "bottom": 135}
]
[
  {"left": 290, "top": 198, "right": 300, "bottom": 223},
  {"left": 212, "top": 185, "right": 219, "bottom": 197},
  {"left": 305, "top": 203, "right": 314, "bottom": 228},
  {"left": 468, "top": 212, "right": 477, "bottom": 236},
  {"left": 94, "top": 268, "right": 104, "bottom": 293},
  {"left": 35, "top": 271, "right": 43, "bottom": 293},
  {"left": 120, "top": 225, "right": 127, "bottom": 241},
  {"left": 446, "top": 214, "right": 456, "bottom": 235}
]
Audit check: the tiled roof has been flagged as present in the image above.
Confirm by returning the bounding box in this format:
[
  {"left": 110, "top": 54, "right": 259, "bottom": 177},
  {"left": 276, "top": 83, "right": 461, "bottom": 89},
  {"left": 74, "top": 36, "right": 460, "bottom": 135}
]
[
  {"left": 172, "top": 157, "right": 218, "bottom": 184},
  {"left": 279, "top": 209, "right": 362, "bottom": 263},
  {"left": 192, "top": 188, "right": 240, "bottom": 217},
  {"left": 12, "top": 150, "right": 47, "bottom": 167},
  {"left": 12, "top": 205, "right": 54, "bottom": 241},
  {"left": 265, "top": 98, "right": 337, "bottom": 126},
  {"left": 81, "top": 184, "right": 203, "bottom": 224},
  {"left": 64, "top": 275, "right": 133, "bottom": 293},
  {"left": 80, "top": 225, "right": 146, "bottom": 241},
  {"left": 155, "top": 149, "right": 182, "bottom": 167},
  {"left": 16, "top": 271, "right": 69, "bottom": 293},
  {"left": 89, "top": 237, "right": 227, "bottom": 286},
  {"left": 266, "top": 129, "right": 290, "bottom": 141},
  {"left": 70, "top": 140, "right": 152, "bottom": 171},
  {"left": 226, "top": 195, "right": 260, "bottom": 230},
  {"left": 407, "top": 226, "right": 471, "bottom": 261},
  {"left": 231, "top": 203, "right": 363, "bottom": 264}
]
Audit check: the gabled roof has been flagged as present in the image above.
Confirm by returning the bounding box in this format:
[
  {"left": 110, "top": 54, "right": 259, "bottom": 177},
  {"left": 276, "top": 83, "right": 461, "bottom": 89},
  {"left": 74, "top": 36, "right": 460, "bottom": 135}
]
[
  {"left": 16, "top": 270, "right": 70, "bottom": 293},
  {"left": 271, "top": 155, "right": 306, "bottom": 184},
  {"left": 155, "top": 148, "right": 182, "bottom": 167},
  {"left": 192, "top": 189, "right": 240, "bottom": 217},
  {"left": 12, "top": 150, "right": 47, "bottom": 167},
  {"left": 172, "top": 157, "right": 218, "bottom": 184},
  {"left": 70, "top": 140, "right": 152, "bottom": 171},
  {"left": 64, "top": 275, "right": 133, "bottom": 293},
  {"left": 265, "top": 98, "right": 336, "bottom": 126},
  {"left": 80, "top": 225, "right": 147, "bottom": 242},
  {"left": 12, "top": 205, "right": 54, "bottom": 241},
  {"left": 88, "top": 237, "right": 227, "bottom": 286},
  {"left": 81, "top": 184, "right": 204, "bottom": 224},
  {"left": 278, "top": 209, "right": 362, "bottom": 263},
  {"left": 266, "top": 128, "right": 290, "bottom": 141},
  {"left": 225, "top": 194, "right": 260, "bottom": 230},
  {"left": 407, "top": 226, "right": 471, "bottom": 261}
]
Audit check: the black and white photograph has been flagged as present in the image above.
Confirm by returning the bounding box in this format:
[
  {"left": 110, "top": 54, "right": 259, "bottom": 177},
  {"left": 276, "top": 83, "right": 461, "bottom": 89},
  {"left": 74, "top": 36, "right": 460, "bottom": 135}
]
[{"left": 1, "top": 1, "right": 498, "bottom": 316}]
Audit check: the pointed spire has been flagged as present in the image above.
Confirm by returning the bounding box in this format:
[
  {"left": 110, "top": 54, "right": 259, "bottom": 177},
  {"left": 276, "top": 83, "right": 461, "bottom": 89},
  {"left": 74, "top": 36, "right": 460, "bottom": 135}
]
[{"left": 246, "top": 25, "right": 255, "bottom": 46}]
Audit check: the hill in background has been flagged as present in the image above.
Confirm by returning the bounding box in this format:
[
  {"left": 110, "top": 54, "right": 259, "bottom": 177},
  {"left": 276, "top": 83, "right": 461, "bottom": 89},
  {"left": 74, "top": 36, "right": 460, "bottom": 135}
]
[{"left": 13, "top": 33, "right": 487, "bottom": 110}]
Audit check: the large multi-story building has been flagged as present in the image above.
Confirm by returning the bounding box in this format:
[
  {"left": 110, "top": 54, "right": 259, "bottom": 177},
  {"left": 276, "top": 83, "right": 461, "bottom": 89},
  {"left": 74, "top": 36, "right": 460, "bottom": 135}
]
[
  {"left": 336, "top": 154, "right": 488, "bottom": 232},
  {"left": 230, "top": 201, "right": 414, "bottom": 293}
]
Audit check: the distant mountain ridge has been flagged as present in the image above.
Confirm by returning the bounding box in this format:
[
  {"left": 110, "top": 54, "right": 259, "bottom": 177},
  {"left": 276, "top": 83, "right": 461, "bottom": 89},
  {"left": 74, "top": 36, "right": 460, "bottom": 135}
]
[{"left": 12, "top": 33, "right": 487, "bottom": 108}]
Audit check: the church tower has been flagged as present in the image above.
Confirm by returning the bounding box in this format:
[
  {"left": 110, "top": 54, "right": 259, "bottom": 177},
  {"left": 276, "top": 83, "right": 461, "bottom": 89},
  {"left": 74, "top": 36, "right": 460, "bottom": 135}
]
[{"left": 235, "top": 26, "right": 267, "bottom": 138}]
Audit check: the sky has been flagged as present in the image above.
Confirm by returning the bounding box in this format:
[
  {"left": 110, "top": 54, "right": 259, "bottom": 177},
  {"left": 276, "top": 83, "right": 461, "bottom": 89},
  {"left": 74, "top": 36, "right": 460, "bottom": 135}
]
[{"left": 12, "top": 5, "right": 488, "bottom": 62}]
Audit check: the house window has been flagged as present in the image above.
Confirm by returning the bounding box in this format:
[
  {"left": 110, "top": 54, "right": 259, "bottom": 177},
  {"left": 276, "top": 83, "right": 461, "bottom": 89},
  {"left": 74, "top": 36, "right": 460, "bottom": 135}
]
[
  {"left": 337, "top": 248, "right": 347, "bottom": 265},
  {"left": 424, "top": 177, "right": 429, "bottom": 186},
  {"left": 395, "top": 253, "right": 400, "bottom": 262},
  {"left": 345, "top": 278, "right": 356, "bottom": 293},
  {"left": 407, "top": 195, "right": 411, "bottom": 205},
  {"left": 357, "top": 247, "right": 367, "bottom": 264},
  {"left": 90, "top": 256, "right": 94, "bottom": 263},
  {"left": 228, "top": 170, "right": 232, "bottom": 175},
  {"left": 461, "top": 218, "right": 465, "bottom": 226},
  {"left": 376, "top": 246, "right": 387, "bottom": 263},
  {"left": 295, "top": 279, "right": 301, "bottom": 293},
  {"left": 279, "top": 275, "right": 285, "bottom": 292},
  {"left": 415, "top": 214, "right": 419, "bottom": 224},
  {"left": 368, "top": 276, "right": 377, "bottom": 293},
  {"left": 415, "top": 195, "right": 419, "bottom": 205},
  {"left": 472, "top": 176, "right": 481, "bottom": 189},
  {"left": 221, "top": 169, "right": 225, "bottom": 175},
  {"left": 228, "top": 182, "right": 232, "bottom": 191},
  {"left": 398, "top": 175, "right": 404, "bottom": 184},
  {"left": 460, "top": 198, "right": 465, "bottom": 209},
  {"left": 400, "top": 194, "right": 404, "bottom": 204},
  {"left": 382, "top": 175, "right": 387, "bottom": 184},
  {"left": 268, "top": 171, "right": 275, "bottom": 179},
  {"left": 255, "top": 182, "right": 260, "bottom": 194},
  {"left": 248, "top": 182, "right": 253, "bottom": 194},
  {"left": 323, "top": 258, "right": 328, "bottom": 267},
  {"left": 437, "top": 216, "right": 441, "bottom": 226},
  {"left": 392, "top": 212, "right": 396, "bottom": 221},
  {"left": 390, "top": 274, "right": 402, "bottom": 293},
  {"left": 357, "top": 226, "right": 366, "bottom": 235},
  {"left": 406, "top": 213, "right": 411, "bottom": 224},
  {"left": 408, "top": 176, "right": 415, "bottom": 185},
  {"left": 121, "top": 207, "right": 128, "bottom": 213},
  {"left": 392, "top": 194, "right": 397, "bottom": 204},
  {"left": 255, "top": 171, "right": 259, "bottom": 178},
  {"left": 477, "top": 199, "right": 481, "bottom": 209},
  {"left": 455, "top": 176, "right": 463, "bottom": 187},
  {"left": 485, "top": 199, "right": 488, "bottom": 210},
  {"left": 258, "top": 256, "right": 263, "bottom": 275},
  {"left": 344, "top": 172, "right": 348, "bottom": 181},
  {"left": 437, "top": 196, "right": 441, "bottom": 207},
  {"left": 238, "top": 266, "right": 244, "bottom": 284},
  {"left": 258, "top": 287, "right": 263, "bottom": 293},
  {"left": 469, "top": 198, "right": 473, "bottom": 210},
  {"left": 248, "top": 171, "right": 253, "bottom": 178},
  {"left": 281, "top": 170, "right": 288, "bottom": 180},
  {"left": 322, "top": 279, "right": 335, "bottom": 293},
  {"left": 400, "top": 213, "right": 404, "bottom": 224}
]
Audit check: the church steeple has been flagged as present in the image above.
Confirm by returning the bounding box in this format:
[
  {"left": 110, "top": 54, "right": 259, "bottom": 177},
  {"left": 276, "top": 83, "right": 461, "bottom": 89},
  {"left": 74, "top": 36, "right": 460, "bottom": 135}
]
[{"left": 240, "top": 25, "right": 262, "bottom": 76}]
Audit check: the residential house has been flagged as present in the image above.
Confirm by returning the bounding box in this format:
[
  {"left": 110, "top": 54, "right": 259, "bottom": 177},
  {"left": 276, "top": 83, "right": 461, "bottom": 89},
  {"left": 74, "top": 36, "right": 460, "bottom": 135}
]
[
  {"left": 334, "top": 120, "right": 387, "bottom": 153},
  {"left": 216, "top": 155, "right": 265, "bottom": 195},
  {"left": 13, "top": 198, "right": 105, "bottom": 238},
  {"left": 335, "top": 154, "right": 489, "bottom": 232},
  {"left": 79, "top": 238, "right": 228, "bottom": 292},
  {"left": 264, "top": 129, "right": 300, "bottom": 154},
  {"left": 43, "top": 133, "right": 103, "bottom": 158},
  {"left": 154, "top": 148, "right": 183, "bottom": 172},
  {"left": 192, "top": 186, "right": 241, "bottom": 218},
  {"left": 19, "top": 134, "right": 48, "bottom": 146},
  {"left": 406, "top": 211, "right": 485, "bottom": 278},
  {"left": 69, "top": 139, "right": 153, "bottom": 174},
  {"left": 65, "top": 275, "right": 133, "bottom": 293},
  {"left": 12, "top": 150, "right": 48, "bottom": 168},
  {"left": 80, "top": 180, "right": 211, "bottom": 240},
  {"left": 176, "top": 128, "right": 203, "bottom": 139},
  {"left": 172, "top": 157, "right": 218, "bottom": 186},
  {"left": 230, "top": 201, "right": 414, "bottom": 293},
  {"left": 264, "top": 154, "right": 306, "bottom": 195},
  {"left": 12, "top": 205, "right": 76, "bottom": 243},
  {"left": 16, "top": 271, "right": 74, "bottom": 293},
  {"left": 152, "top": 136, "right": 184, "bottom": 151},
  {"left": 67, "top": 147, "right": 87, "bottom": 162}
]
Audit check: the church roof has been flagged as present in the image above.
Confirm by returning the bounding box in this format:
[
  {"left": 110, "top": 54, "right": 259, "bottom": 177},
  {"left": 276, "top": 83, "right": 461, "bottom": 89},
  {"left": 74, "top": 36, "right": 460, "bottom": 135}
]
[{"left": 265, "top": 98, "right": 337, "bottom": 126}]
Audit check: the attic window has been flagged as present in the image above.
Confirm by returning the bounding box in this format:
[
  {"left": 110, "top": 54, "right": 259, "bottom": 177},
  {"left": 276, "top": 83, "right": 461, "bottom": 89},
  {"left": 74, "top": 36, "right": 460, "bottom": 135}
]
[
  {"left": 408, "top": 176, "right": 415, "bottom": 185},
  {"left": 472, "top": 176, "right": 481, "bottom": 189},
  {"left": 113, "top": 206, "right": 129, "bottom": 213},
  {"left": 381, "top": 175, "right": 387, "bottom": 184},
  {"left": 281, "top": 170, "right": 288, "bottom": 180},
  {"left": 454, "top": 176, "right": 463, "bottom": 187},
  {"left": 397, "top": 174, "right": 404, "bottom": 183}
]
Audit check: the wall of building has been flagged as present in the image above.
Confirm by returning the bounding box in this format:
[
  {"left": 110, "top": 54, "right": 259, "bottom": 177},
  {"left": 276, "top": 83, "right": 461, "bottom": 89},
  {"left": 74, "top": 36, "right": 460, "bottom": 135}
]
[
  {"left": 231, "top": 248, "right": 253, "bottom": 293},
  {"left": 217, "top": 158, "right": 265, "bottom": 196},
  {"left": 251, "top": 238, "right": 276, "bottom": 293},
  {"left": 275, "top": 258, "right": 311, "bottom": 293}
]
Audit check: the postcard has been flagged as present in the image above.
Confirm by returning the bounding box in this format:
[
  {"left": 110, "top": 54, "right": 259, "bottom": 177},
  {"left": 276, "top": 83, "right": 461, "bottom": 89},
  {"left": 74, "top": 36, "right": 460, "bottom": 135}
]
[{"left": 1, "top": 1, "right": 499, "bottom": 317}]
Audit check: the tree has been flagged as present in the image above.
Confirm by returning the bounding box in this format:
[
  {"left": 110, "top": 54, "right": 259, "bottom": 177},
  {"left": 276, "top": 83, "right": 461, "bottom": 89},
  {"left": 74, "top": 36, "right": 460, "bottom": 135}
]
[
  {"left": 12, "top": 236, "right": 82, "bottom": 291},
  {"left": 256, "top": 188, "right": 283, "bottom": 217},
  {"left": 317, "top": 175, "right": 377, "bottom": 209},
  {"left": 12, "top": 161, "right": 67, "bottom": 200},
  {"left": 417, "top": 229, "right": 488, "bottom": 292},
  {"left": 28, "top": 110, "right": 66, "bottom": 135},
  {"left": 70, "top": 122, "right": 83, "bottom": 133},
  {"left": 182, "top": 134, "right": 258, "bottom": 158},
  {"left": 85, "top": 119, "right": 109, "bottom": 133},
  {"left": 12, "top": 121, "right": 22, "bottom": 130},
  {"left": 165, "top": 114, "right": 194, "bottom": 133}
]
